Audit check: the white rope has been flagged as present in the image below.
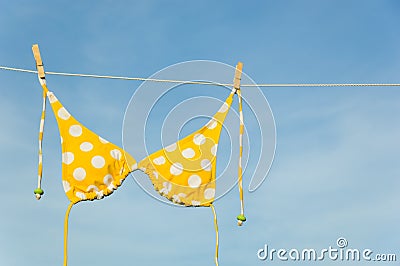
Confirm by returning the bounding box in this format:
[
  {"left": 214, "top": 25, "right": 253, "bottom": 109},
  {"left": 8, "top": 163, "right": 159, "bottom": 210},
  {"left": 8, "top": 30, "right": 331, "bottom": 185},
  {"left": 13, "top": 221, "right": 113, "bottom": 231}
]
[
  {"left": 1, "top": 65, "right": 400, "bottom": 87},
  {"left": 0, "top": 66, "right": 37, "bottom": 74}
]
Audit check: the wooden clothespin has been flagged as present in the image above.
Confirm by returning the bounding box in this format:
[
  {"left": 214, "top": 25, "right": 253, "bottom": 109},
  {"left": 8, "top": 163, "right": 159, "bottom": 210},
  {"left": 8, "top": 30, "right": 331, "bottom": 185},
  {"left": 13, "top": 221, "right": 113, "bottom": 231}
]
[
  {"left": 233, "top": 62, "right": 243, "bottom": 93},
  {"left": 32, "top": 44, "right": 46, "bottom": 85}
]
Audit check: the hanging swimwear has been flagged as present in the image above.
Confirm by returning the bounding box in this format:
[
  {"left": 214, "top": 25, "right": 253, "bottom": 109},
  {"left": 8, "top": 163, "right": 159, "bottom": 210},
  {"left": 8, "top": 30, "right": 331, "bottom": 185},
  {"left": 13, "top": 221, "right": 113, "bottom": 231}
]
[{"left": 32, "top": 44, "right": 245, "bottom": 266}]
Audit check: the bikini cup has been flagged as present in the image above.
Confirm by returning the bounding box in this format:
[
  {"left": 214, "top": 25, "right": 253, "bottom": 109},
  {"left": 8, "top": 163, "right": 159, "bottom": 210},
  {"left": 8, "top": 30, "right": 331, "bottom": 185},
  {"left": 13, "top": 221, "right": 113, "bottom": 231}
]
[
  {"left": 136, "top": 89, "right": 235, "bottom": 207},
  {"left": 35, "top": 83, "right": 244, "bottom": 266},
  {"left": 40, "top": 84, "right": 137, "bottom": 203}
]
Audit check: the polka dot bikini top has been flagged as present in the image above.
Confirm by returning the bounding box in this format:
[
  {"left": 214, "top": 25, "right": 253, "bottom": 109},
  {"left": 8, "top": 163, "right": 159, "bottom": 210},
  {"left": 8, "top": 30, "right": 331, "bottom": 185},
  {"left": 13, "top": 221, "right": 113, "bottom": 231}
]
[{"left": 34, "top": 75, "right": 245, "bottom": 266}]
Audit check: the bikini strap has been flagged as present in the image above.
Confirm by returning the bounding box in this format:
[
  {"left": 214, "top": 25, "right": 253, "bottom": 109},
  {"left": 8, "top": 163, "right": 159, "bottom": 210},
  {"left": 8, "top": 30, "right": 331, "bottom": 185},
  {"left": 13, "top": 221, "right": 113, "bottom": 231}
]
[
  {"left": 34, "top": 87, "right": 47, "bottom": 200},
  {"left": 236, "top": 89, "right": 246, "bottom": 226},
  {"left": 233, "top": 62, "right": 246, "bottom": 226},
  {"left": 210, "top": 204, "right": 219, "bottom": 266},
  {"left": 64, "top": 202, "right": 75, "bottom": 266},
  {"left": 32, "top": 44, "right": 49, "bottom": 200}
]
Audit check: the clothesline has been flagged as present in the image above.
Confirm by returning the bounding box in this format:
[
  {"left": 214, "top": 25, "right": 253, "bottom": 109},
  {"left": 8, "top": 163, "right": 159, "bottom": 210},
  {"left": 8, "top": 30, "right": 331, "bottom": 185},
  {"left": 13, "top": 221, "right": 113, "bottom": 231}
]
[{"left": 1, "top": 65, "right": 400, "bottom": 87}]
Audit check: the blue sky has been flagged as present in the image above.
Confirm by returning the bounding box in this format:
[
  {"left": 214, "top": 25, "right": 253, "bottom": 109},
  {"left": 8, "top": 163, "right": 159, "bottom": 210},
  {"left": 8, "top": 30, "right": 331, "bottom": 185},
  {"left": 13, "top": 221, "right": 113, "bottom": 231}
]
[{"left": 0, "top": 1, "right": 399, "bottom": 265}]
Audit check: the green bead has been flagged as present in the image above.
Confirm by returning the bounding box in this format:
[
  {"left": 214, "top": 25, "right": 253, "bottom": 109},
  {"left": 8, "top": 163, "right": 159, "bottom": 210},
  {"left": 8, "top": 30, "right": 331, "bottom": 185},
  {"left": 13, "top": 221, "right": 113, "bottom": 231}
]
[
  {"left": 34, "top": 188, "right": 44, "bottom": 195},
  {"left": 237, "top": 214, "right": 246, "bottom": 222}
]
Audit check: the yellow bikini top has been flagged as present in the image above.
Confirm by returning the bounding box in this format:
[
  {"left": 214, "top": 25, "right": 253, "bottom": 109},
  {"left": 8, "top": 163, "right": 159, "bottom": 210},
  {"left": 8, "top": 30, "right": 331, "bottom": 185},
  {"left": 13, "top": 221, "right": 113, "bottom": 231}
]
[{"left": 32, "top": 45, "right": 245, "bottom": 266}]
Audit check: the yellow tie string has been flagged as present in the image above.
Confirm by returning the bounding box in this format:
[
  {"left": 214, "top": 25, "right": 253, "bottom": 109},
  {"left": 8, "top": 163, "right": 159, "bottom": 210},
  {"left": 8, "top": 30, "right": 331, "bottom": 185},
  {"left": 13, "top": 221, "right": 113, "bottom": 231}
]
[
  {"left": 210, "top": 204, "right": 219, "bottom": 266},
  {"left": 64, "top": 202, "right": 74, "bottom": 266}
]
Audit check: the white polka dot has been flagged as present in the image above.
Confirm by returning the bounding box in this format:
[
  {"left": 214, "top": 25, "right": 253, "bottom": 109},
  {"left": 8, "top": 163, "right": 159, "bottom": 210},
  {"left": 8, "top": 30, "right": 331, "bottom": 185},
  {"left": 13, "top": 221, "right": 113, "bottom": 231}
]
[
  {"left": 47, "top": 92, "right": 58, "bottom": 103},
  {"left": 204, "top": 188, "right": 215, "bottom": 200},
  {"left": 57, "top": 107, "right": 70, "bottom": 120},
  {"left": 188, "top": 175, "right": 202, "bottom": 188},
  {"left": 207, "top": 119, "right": 218, "bottom": 129},
  {"left": 69, "top": 125, "right": 82, "bottom": 137},
  {"left": 80, "top": 142, "right": 93, "bottom": 152},
  {"left": 107, "top": 183, "right": 116, "bottom": 191},
  {"left": 60, "top": 136, "right": 63, "bottom": 144},
  {"left": 193, "top": 133, "right": 206, "bottom": 145},
  {"left": 170, "top": 163, "right": 183, "bottom": 175},
  {"left": 86, "top": 185, "right": 99, "bottom": 192},
  {"left": 95, "top": 191, "right": 104, "bottom": 199},
  {"left": 99, "top": 136, "right": 109, "bottom": 144},
  {"left": 172, "top": 193, "right": 187, "bottom": 203},
  {"left": 191, "top": 200, "right": 201, "bottom": 206},
  {"left": 153, "top": 171, "right": 159, "bottom": 179},
  {"left": 211, "top": 144, "right": 218, "bottom": 156},
  {"left": 73, "top": 167, "right": 86, "bottom": 181},
  {"left": 131, "top": 163, "right": 138, "bottom": 170},
  {"left": 62, "top": 180, "right": 71, "bottom": 192},
  {"left": 91, "top": 156, "right": 105, "bottom": 169},
  {"left": 153, "top": 156, "right": 166, "bottom": 165},
  {"left": 201, "top": 159, "right": 212, "bottom": 171},
  {"left": 165, "top": 143, "right": 177, "bottom": 152},
  {"left": 160, "top": 182, "right": 172, "bottom": 195},
  {"left": 218, "top": 103, "right": 229, "bottom": 113},
  {"left": 104, "top": 174, "right": 113, "bottom": 185},
  {"left": 62, "top": 152, "right": 74, "bottom": 165},
  {"left": 75, "top": 192, "right": 87, "bottom": 200},
  {"left": 182, "top": 148, "right": 195, "bottom": 159},
  {"left": 119, "top": 166, "right": 125, "bottom": 175},
  {"left": 110, "top": 149, "right": 122, "bottom": 160}
]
